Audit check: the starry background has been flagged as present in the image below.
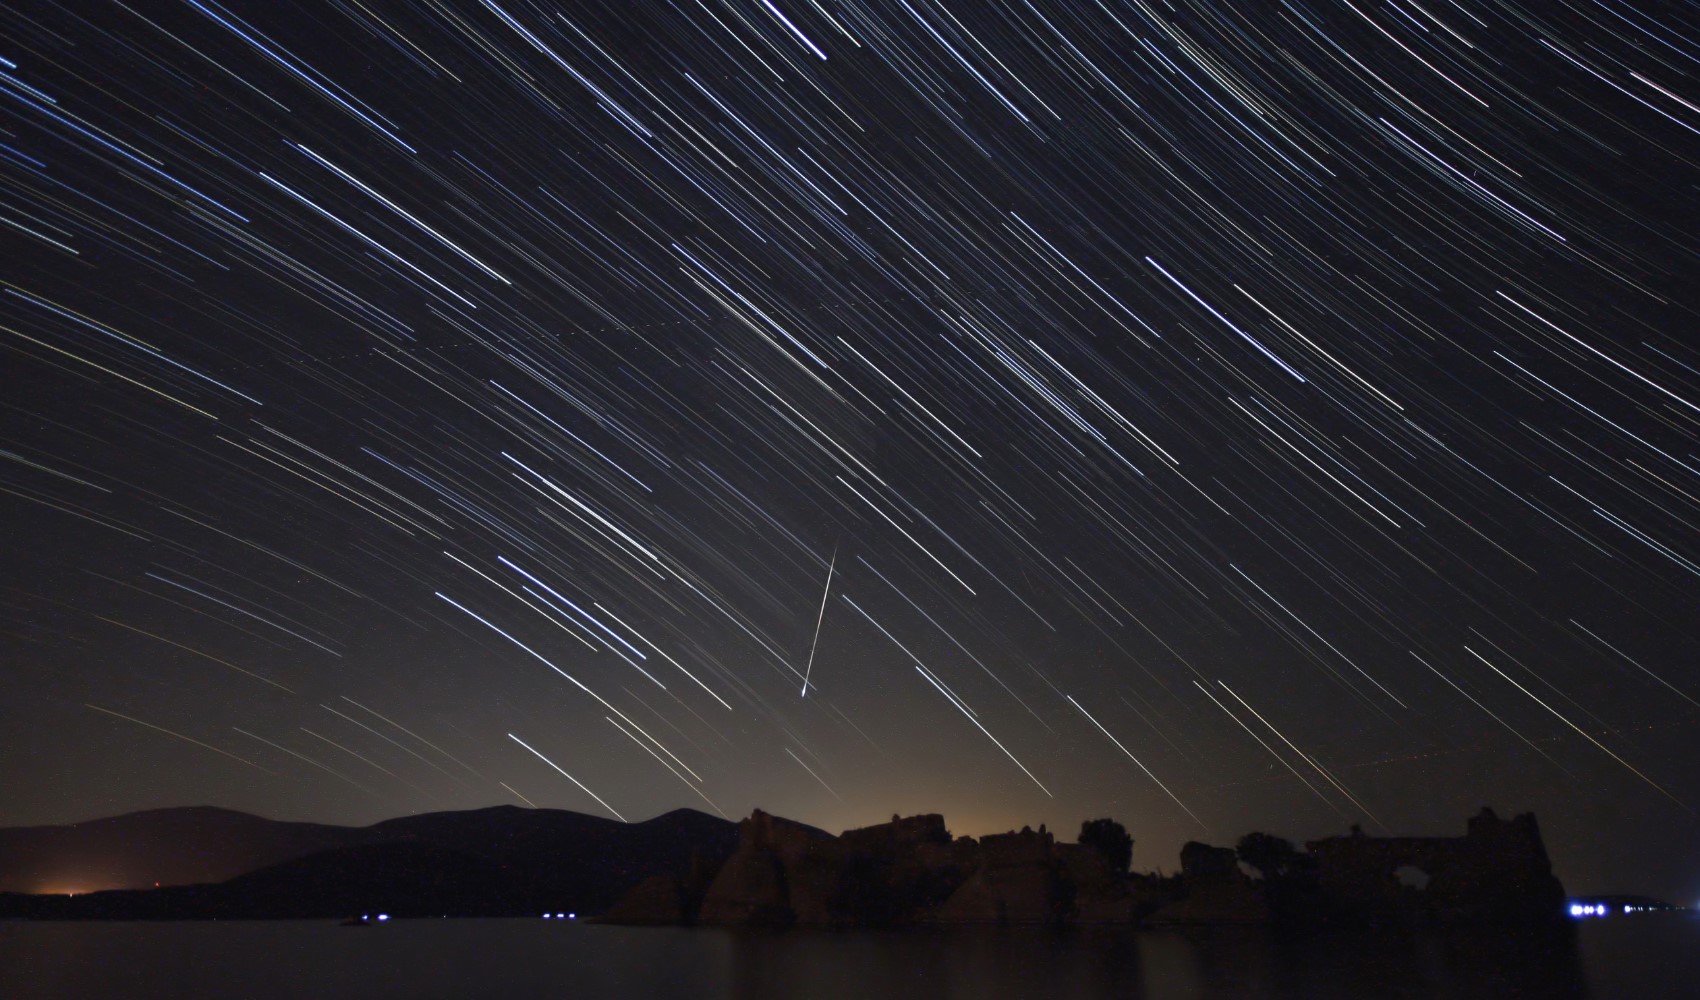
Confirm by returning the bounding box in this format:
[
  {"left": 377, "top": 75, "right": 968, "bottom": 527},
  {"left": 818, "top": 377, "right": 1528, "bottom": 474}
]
[{"left": 2, "top": 0, "right": 1698, "bottom": 899}]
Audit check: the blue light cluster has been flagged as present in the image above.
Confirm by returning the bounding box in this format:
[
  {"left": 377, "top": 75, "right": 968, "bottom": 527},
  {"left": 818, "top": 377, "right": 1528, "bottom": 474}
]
[{"left": 1568, "top": 901, "right": 1682, "bottom": 918}]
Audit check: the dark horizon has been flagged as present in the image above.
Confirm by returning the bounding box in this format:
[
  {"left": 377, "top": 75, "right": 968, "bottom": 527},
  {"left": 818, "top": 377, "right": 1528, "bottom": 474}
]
[
  {"left": 3, "top": 0, "right": 1698, "bottom": 912},
  {"left": 0, "top": 797, "right": 1650, "bottom": 901}
]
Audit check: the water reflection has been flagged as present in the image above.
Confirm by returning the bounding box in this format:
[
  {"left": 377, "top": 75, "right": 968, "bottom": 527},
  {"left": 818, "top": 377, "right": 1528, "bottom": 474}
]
[
  {"left": 0, "top": 914, "right": 1688, "bottom": 999},
  {"left": 722, "top": 925, "right": 1587, "bottom": 999}
]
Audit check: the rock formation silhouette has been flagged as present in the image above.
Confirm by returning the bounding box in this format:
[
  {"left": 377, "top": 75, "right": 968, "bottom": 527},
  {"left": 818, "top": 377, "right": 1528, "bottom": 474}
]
[
  {"left": 1303, "top": 807, "right": 1567, "bottom": 924},
  {"left": 600, "top": 806, "right": 1568, "bottom": 929},
  {"left": 1, "top": 802, "right": 1562, "bottom": 925}
]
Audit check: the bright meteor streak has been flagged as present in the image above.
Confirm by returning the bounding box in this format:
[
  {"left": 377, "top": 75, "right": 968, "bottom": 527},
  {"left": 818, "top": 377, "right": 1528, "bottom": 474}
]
[{"left": 800, "top": 544, "right": 836, "bottom": 696}]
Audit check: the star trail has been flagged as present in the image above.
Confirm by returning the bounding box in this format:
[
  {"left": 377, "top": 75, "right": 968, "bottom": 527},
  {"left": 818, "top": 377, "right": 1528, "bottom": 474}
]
[{"left": 2, "top": 0, "right": 1698, "bottom": 897}]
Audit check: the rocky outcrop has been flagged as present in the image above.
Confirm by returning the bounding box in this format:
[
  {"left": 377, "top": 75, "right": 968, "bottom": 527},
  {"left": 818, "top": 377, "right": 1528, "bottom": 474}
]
[
  {"left": 610, "top": 812, "right": 1119, "bottom": 928},
  {"left": 597, "top": 874, "right": 688, "bottom": 925},
  {"left": 1305, "top": 808, "right": 1567, "bottom": 924},
  {"left": 1060, "top": 842, "right": 1137, "bottom": 924},
  {"left": 931, "top": 867, "right": 1045, "bottom": 923},
  {"left": 1180, "top": 841, "right": 1239, "bottom": 878},
  {"left": 1147, "top": 841, "right": 1268, "bottom": 925},
  {"left": 695, "top": 810, "right": 834, "bottom": 926},
  {"left": 697, "top": 848, "right": 788, "bottom": 924},
  {"left": 933, "top": 827, "right": 1069, "bottom": 924},
  {"left": 594, "top": 848, "right": 720, "bottom": 926},
  {"left": 598, "top": 807, "right": 1566, "bottom": 930}
]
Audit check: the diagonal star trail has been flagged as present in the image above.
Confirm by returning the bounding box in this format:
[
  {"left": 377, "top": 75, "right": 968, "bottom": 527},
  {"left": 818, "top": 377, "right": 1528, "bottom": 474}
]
[{"left": 1, "top": 0, "right": 1697, "bottom": 894}]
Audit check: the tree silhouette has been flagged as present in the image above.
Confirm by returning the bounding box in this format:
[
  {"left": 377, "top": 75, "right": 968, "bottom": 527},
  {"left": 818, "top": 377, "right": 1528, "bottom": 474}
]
[
  {"left": 1235, "top": 831, "right": 1301, "bottom": 880},
  {"left": 1078, "top": 818, "right": 1133, "bottom": 873}
]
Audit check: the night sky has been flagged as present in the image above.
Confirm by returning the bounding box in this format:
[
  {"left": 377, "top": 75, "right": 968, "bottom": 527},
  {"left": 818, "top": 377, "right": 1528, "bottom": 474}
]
[{"left": 2, "top": 0, "right": 1698, "bottom": 899}]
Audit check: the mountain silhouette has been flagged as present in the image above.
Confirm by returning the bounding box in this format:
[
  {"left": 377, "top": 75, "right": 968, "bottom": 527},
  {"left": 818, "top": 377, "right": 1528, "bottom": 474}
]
[
  {"left": 0, "top": 806, "right": 367, "bottom": 894},
  {"left": 0, "top": 805, "right": 737, "bottom": 919}
]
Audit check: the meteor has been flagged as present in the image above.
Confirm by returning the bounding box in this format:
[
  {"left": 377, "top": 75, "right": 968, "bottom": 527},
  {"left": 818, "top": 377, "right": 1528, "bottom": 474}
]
[{"left": 800, "top": 544, "right": 837, "bottom": 696}]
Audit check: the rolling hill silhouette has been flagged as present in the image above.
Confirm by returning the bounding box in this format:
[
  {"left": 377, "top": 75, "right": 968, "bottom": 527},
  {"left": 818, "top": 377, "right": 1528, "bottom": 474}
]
[{"left": 0, "top": 805, "right": 737, "bottom": 919}]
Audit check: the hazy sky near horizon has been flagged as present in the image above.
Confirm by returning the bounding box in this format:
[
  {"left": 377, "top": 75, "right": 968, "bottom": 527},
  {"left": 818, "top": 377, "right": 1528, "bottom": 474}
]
[{"left": 2, "top": 1, "right": 1698, "bottom": 898}]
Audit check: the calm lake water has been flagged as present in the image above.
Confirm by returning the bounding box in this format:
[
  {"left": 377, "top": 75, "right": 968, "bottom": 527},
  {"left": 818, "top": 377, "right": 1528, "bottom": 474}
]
[{"left": 1, "top": 914, "right": 1694, "bottom": 998}]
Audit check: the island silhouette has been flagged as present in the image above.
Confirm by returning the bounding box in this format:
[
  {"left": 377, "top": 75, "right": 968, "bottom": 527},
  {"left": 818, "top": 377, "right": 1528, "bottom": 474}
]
[{"left": 0, "top": 805, "right": 1567, "bottom": 927}]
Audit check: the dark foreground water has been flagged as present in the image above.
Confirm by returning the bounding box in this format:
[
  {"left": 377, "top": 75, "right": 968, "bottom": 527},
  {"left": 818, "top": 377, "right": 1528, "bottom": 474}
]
[{"left": 1, "top": 914, "right": 1694, "bottom": 999}]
